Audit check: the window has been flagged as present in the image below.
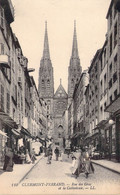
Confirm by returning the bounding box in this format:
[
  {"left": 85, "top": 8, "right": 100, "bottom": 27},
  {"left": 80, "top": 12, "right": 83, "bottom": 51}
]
[
  {"left": 110, "top": 34, "right": 112, "bottom": 55},
  {"left": 92, "top": 120, "right": 94, "bottom": 130},
  {"left": 0, "top": 43, "right": 4, "bottom": 54},
  {"left": 95, "top": 64, "right": 97, "bottom": 72},
  {"left": 104, "top": 74, "right": 106, "bottom": 83},
  {"left": 0, "top": 85, "right": 4, "bottom": 111},
  {"left": 110, "top": 95, "right": 112, "bottom": 103},
  {"left": 100, "top": 106, "right": 103, "bottom": 112},
  {"left": 104, "top": 102, "right": 106, "bottom": 109},
  {"left": 95, "top": 117, "right": 98, "bottom": 126},
  {"left": 104, "top": 49, "right": 106, "bottom": 65},
  {"left": 100, "top": 57, "right": 103, "bottom": 71},
  {"left": 0, "top": 7, "right": 4, "bottom": 29},
  {"left": 109, "top": 63, "right": 112, "bottom": 71},
  {"left": 92, "top": 91, "right": 94, "bottom": 96},
  {"left": 113, "top": 72, "right": 117, "bottom": 83},
  {"left": 90, "top": 123, "right": 92, "bottom": 134},
  {"left": 95, "top": 85, "right": 98, "bottom": 92},
  {"left": 21, "top": 97, "right": 23, "bottom": 112},
  {"left": 42, "top": 79, "right": 44, "bottom": 88},
  {"left": 6, "top": 93, "right": 10, "bottom": 114},
  {"left": 114, "top": 22, "right": 117, "bottom": 47},
  {"left": 109, "top": 78, "right": 112, "bottom": 89},
  {"left": 114, "top": 55, "right": 117, "bottom": 72},
  {"left": 114, "top": 89, "right": 117, "bottom": 99},
  {"left": 47, "top": 79, "right": 50, "bottom": 88},
  {"left": 12, "top": 84, "right": 17, "bottom": 103}
]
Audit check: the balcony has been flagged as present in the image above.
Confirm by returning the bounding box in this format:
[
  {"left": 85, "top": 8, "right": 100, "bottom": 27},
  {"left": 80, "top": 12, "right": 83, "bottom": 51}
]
[
  {"left": 0, "top": 0, "right": 14, "bottom": 23},
  {"left": 0, "top": 54, "right": 10, "bottom": 68}
]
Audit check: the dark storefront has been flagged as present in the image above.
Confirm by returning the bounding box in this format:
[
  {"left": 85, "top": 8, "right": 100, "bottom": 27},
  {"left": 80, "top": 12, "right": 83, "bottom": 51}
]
[{"left": 105, "top": 95, "right": 120, "bottom": 162}]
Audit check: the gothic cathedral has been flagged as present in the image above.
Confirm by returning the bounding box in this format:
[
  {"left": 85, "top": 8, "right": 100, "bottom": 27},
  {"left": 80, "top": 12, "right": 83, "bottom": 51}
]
[{"left": 38, "top": 21, "right": 82, "bottom": 148}]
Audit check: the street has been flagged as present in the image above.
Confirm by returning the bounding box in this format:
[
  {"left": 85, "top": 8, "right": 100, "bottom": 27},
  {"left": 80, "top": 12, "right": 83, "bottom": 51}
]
[{"left": 18, "top": 154, "right": 120, "bottom": 194}]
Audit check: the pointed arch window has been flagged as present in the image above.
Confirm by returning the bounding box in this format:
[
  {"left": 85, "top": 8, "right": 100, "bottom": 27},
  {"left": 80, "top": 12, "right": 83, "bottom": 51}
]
[
  {"left": 71, "top": 78, "right": 74, "bottom": 87},
  {"left": 42, "top": 79, "right": 44, "bottom": 88},
  {"left": 47, "top": 79, "right": 50, "bottom": 88}
]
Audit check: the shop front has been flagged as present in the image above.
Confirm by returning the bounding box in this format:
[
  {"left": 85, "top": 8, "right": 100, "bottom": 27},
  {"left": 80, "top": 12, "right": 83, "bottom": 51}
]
[
  {"left": 105, "top": 95, "right": 120, "bottom": 162},
  {"left": 0, "top": 108, "right": 18, "bottom": 166},
  {"left": 94, "top": 119, "right": 116, "bottom": 161},
  {"left": 21, "top": 126, "right": 33, "bottom": 154}
]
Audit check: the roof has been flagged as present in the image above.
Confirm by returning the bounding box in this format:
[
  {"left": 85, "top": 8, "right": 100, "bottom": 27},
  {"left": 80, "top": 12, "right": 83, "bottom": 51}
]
[
  {"left": 88, "top": 49, "right": 102, "bottom": 73},
  {"left": 54, "top": 83, "right": 68, "bottom": 99}
]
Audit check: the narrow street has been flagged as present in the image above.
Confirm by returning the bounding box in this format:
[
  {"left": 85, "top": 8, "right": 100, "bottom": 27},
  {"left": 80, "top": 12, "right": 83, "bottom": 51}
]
[{"left": 18, "top": 155, "right": 120, "bottom": 194}]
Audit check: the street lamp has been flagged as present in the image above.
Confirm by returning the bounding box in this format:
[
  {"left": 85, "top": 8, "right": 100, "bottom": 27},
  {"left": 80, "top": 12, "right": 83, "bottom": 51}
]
[
  {"left": 108, "top": 119, "right": 114, "bottom": 160},
  {"left": 109, "top": 119, "right": 114, "bottom": 125}
]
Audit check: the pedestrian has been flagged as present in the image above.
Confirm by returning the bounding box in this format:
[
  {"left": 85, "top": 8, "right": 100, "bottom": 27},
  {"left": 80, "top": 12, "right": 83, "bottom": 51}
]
[
  {"left": 47, "top": 145, "right": 52, "bottom": 164},
  {"left": 82, "top": 146, "right": 94, "bottom": 178},
  {"left": 3, "top": 146, "right": 14, "bottom": 172},
  {"left": 39, "top": 146, "right": 43, "bottom": 155},
  {"left": 54, "top": 147, "right": 59, "bottom": 161},
  {"left": 70, "top": 148, "right": 83, "bottom": 178},
  {"left": 25, "top": 149, "right": 31, "bottom": 164},
  {"left": 31, "top": 148, "right": 36, "bottom": 164}
]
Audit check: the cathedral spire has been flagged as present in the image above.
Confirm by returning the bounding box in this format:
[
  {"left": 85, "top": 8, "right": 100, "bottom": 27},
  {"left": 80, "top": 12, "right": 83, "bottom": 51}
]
[
  {"left": 60, "top": 78, "right": 62, "bottom": 85},
  {"left": 71, "top": 20, "right": 79, "bottom": 58},
  {"left": 43, "top": 21, "right": 50, "bottom": 59}
]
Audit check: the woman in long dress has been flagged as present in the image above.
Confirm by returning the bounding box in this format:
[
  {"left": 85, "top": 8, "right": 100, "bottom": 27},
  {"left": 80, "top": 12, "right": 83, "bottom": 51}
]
[
  {"left": 82, "top": 146, "right": 94, "bottom": 178},
  {"left": 25, "top": 149, "right": 31, "bottom": 163},
  {"left": 71, "top": 149, "right": 83, "bottom": 178},
  {"left": 3, "top": 147, "right": 14, "bottom": 172}
]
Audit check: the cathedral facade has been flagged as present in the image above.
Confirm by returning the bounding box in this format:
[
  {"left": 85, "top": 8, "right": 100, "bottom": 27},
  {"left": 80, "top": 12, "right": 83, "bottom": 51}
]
[{"left": 38, "top": 21, "right": 81, "bottom": 148}]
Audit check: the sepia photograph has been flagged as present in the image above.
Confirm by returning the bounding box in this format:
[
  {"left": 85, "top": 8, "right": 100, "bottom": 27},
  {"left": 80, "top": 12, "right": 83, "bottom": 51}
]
[{"left": 0, "top": 0, "right": 120, "bottom": 194}]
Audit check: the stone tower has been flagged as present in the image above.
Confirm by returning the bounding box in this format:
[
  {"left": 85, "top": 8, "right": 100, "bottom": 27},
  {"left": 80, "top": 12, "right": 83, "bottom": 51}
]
[
  {"left": 38, "top": 22, "right": 54, "bottom": 118},
  {"left": 68, "top": 21, "right": 82, "bottom": 103}
]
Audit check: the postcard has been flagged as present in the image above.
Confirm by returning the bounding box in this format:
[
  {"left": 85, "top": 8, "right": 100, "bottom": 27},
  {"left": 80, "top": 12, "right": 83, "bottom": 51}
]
[{"left": 0, "top": 0, "right": 120, "bottom": 194}]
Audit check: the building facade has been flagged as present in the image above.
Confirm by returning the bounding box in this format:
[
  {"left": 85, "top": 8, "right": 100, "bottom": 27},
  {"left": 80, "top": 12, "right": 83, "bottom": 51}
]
[
  {"left": 0, "top": 0, "right": 46, "bottom": 166},
  {"left": 105, "top": 0, "right": 120, "bottom": 161},
  {"left": 72, "top": 70, "right": 89, "bottom": 148}
]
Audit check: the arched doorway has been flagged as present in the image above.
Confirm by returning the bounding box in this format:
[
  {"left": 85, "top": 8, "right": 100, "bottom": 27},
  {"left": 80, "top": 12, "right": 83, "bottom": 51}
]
[{"left": 57, "top": 125, "right": 64, "bottom": 149}]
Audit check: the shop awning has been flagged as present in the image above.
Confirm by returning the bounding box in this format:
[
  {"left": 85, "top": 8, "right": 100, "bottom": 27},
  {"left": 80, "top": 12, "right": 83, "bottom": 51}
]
[
  {"left": 36, "top": 135, "right": 45, "bottom": 143},
  {"left": 0, "top": 109, "right": 18, "bottom": 129},
  {"left": 21, "top": 126, "right": 31, "bottom": 137},
  {"left": 11, "top": 129, "right": 21, "bottom": 137},
  {"left": 91, "top": 132, "right": 99, "bottom": 139},
  {"left": 74, "top": 132, "right": 81, "bottom": 138},
  {"left": 70, "top": 132, "right": 77, "bottom": 139},
  {"left": 105, "top": 94, "right": 120, "bottom": 113},
  {"left": 0, "top": 130, "right": 8, "bottom": 137},
  {"left": 97, "top": 120, "right": 107, "bottom": 128},
  {"left": 85, "top": 134, "right": 92, "bottom": 140}
]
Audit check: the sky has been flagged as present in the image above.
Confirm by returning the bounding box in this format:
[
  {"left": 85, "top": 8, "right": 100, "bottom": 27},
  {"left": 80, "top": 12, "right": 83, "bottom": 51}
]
[{"left": 11, "top": 0, "right": 111, "bottom": 92}]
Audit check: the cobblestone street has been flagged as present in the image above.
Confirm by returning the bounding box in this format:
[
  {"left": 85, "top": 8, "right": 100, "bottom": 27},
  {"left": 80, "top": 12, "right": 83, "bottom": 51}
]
[{"left": 18, "top": 155, "right": 120, "bottom": 194}]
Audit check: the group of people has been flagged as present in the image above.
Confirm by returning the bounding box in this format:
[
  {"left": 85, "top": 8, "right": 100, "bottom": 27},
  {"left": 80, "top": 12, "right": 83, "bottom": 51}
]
[
  {"left": 3, "top": 146, "right": 37, "bottom": 172},
  {"left": 71, "top": 146, "right": 94, "bottom": 178},
  {"left": 46, "top": 145, "right": 94, "bottom": 179},
  {"left": 46, "top": 145, "right": 63, "bottom": 164}
]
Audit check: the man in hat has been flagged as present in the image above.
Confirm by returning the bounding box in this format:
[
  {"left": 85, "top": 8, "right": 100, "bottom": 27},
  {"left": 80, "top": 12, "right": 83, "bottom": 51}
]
[
  {"left": 83, "top": 146, "right": 94, "bottom": 178},
  {"left": 54, "top": 147, "right": 59, "bottom": 161}
]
